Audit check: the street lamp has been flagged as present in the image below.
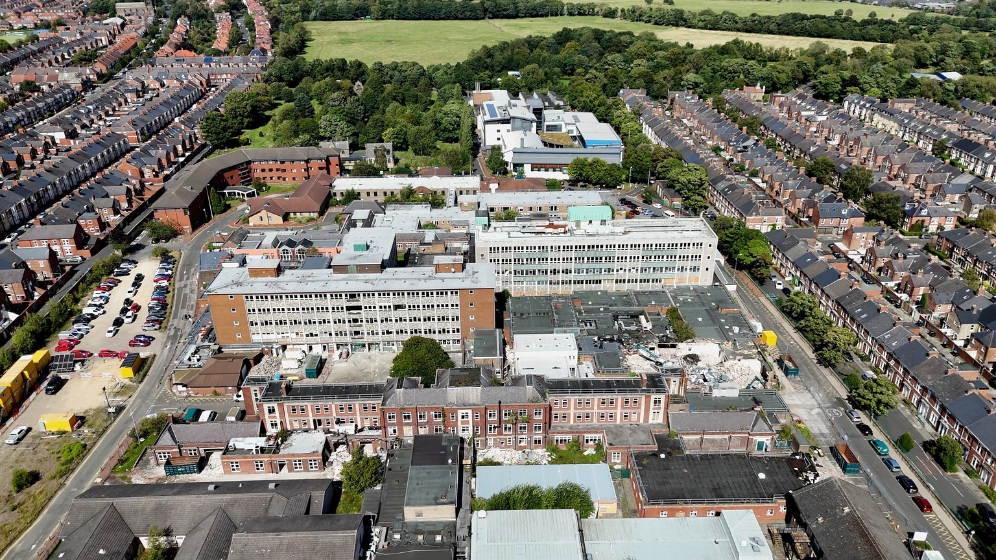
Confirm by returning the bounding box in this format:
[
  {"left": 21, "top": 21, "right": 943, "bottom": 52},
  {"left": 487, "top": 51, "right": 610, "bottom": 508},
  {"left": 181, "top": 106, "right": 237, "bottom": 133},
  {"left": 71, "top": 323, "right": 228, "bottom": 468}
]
[{"left": 734, "top": 252, "right": 745, "bottom": 273}]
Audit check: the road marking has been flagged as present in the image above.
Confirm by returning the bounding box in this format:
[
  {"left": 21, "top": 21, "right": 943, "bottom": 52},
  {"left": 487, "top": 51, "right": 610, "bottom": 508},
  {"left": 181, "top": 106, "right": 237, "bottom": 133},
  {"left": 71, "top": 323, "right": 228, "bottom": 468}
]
[{"left": 924, "top": 514, "right": 972, "bottom": 560}]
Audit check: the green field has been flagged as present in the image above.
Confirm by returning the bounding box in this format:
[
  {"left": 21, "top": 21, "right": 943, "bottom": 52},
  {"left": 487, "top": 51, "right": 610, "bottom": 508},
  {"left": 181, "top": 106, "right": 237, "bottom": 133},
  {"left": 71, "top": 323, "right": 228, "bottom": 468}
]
[
  {"left": 605, "top": 0, "right": 914, "bottom": 18},
  {"left": 304, "top": 17, "right": 881, "bottom": 65}
]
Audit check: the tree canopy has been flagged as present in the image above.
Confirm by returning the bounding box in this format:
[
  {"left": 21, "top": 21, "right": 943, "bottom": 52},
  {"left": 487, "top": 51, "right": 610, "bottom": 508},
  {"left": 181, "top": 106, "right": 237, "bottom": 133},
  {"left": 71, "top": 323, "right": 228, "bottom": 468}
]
[
  {"left": 471, "top": 482, "right": 595, "bottom": 519},
  {"left": 390, "top": 336, "right": 454, "bottom": 385},
  {"left": 713, "top": 216, "right": 773, "bottom": 281}
]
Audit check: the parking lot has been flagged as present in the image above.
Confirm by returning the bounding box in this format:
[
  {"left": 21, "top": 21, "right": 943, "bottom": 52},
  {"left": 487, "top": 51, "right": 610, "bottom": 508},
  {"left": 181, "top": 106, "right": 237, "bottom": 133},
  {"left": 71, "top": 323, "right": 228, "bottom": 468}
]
[{"left": 49, "top": 252, "right": 174, "bottom": 362}]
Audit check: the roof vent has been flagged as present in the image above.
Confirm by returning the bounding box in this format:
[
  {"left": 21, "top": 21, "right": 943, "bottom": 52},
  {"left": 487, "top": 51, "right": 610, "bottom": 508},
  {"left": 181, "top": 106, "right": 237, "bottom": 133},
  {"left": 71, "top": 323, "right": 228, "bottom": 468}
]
[
  {"left": 478, "top": 510, "right": 487, "bottom": 519},
  {"left": 268, "top": 482, "right": 277, "bottom": 489},
  {"left": 757, "top": 472, "right": 766, "bottom": 479},
  {"left": 207, "top": 484, "right": 217, "bottom": 491}
]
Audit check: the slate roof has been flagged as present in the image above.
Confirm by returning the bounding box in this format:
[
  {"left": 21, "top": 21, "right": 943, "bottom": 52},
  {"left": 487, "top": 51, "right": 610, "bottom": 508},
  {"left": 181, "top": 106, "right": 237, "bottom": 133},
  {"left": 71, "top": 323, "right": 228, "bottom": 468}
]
[
  {"left": 154, "top": 420, "right": 261, "bottom": 447},
  {"left": 227, "top": 515, "right": 363, "bottom": 560},
  {"left": 789, "top": 478, "right": 910, "bottom": 560}
]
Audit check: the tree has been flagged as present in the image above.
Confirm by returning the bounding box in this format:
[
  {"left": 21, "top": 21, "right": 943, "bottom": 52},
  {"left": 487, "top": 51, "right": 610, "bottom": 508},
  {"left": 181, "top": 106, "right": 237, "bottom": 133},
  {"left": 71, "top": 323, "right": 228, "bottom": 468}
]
[
  {"left": 492, "top": 209, "right": 519, "bottom": 222},
  {"left": 840, "top": 165, "right": 873, "bottom": 201},
  {"left": 843, "top": 373, "right": 863, "bottom": 391},
  {"left": 897, "top": 432, "right": 916, "bottom": 453},
  {"left": 209, "top": 187, "right": 228, "bottom": 215},
  {"left": 963, "top": 268, "right": 982, "bottom": 291},
  {"left": 340, "top": 189, "right": 360, "bottom": 205},
  {"left": 143, "top": 526, "right": 169, "bottom": 560},
  {"left": 151, "top": 247, "right": 172, "bottom": 259},
  {"left": 546, "top": 179, "right": 562, "bottom": 190},
  {"left": 145, "top": 219, "right": 179, "bottom": 243},
  {"left": 977, "top": 208, "right": 996, "bottom": 232},
  {"left": 932, "top": 138, "right": 948, "bottom": 158},
  {"left": 11, "top": 468, "right": 39, "bottom": 493},
  {"left": 294, "top": 91, "right": 315, "bottom": 120},
  {"left": 923, "top": 435, "right": 964, "bottom": 472},
  {"left": 661, "top": 162, "right": 709, "bottom": 213},
  {"left": 319, "top": 114, "right": 353, "bottom": 142},
  {"left": 200, "top": 112, "right": 239, "bottom": 147},
  {"left": 807, "top": 156, "right": 838, "bottom": 186},
  {"left": 351, "top": 161, "right": 381, "bottom": 177},
  {"left": 18, "top": 80, "right": 39, "bottom": 94},
  {"left": 863, "top": 192, "right": 903, "bottom": 228},
  {"left": 713, "top": 217, "right": 773, "bottom": 281},
  {"left": 107, "top": 229, "right": 129, "bottom": 253},
  {"left": 474, "top": 482, "right": 594, "bottom": 519},
  {"left": 485, "top": 146, "right": 507, "bottom": 177},
  {"left": 341, "top": 447, "right": 382, "bottom": 494},
  {"left": 851, "top": 376, "right": 899, "bottom": 417},
  {"left": 390, "top": 336, "right": 454, "bottom": 386}
]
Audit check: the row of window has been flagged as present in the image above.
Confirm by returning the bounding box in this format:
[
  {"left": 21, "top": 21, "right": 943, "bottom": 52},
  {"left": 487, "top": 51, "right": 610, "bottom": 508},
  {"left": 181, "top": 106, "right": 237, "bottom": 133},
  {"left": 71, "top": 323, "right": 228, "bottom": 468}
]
[
  {"left": 242, "top": 291, "right": 460, "bottom": 301},
  {"left": 657, "top": 506, "right": 785, "bottom": 518},
  {"left": 229, "top": 458, "right": 321, "bottom": 472},
  {"left": 386, "top": 409, "right": 542, "bottom": 423},
  {"left": 552, "top": 397, "right": 662, "bottom": 408},
  {"left": 285, "top": 403, "right": 378, "bottom": 415},
  {"left": 488, "top": 242, "right": 708, "bottom": 252}
]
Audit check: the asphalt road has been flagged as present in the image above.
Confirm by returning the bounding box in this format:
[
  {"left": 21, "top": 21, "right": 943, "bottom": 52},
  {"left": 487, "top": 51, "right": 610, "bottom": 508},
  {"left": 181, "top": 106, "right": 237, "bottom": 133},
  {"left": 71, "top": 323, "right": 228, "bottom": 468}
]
[
  {"left": 731, "top": 266, "right": 972, "bottom": 560},
  {"left": 1, "top": 224, "right": 215, "bottom": 560}
]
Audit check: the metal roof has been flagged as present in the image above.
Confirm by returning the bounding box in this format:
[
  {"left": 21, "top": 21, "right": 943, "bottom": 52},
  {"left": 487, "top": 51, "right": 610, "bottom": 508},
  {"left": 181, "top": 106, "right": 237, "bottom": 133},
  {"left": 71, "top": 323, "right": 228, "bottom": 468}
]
[{"left": 476, "top": 464, "right": 616, "bottom": 502}]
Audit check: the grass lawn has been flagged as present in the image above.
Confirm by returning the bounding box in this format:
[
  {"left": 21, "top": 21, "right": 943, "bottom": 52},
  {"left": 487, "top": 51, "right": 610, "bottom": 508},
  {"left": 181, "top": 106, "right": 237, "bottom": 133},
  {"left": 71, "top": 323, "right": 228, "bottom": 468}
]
[
  {"left": 602, "top": 0, "right": 914, "bottom": 18},
  {"left": 259, "top": 183, "right": 299, "bottom": 194},
  {"left": 304, "top": 17, "right": 881, "bottom": 65},
  {"left": 336, "top": 490, "right": 363, "bottom": 513}
]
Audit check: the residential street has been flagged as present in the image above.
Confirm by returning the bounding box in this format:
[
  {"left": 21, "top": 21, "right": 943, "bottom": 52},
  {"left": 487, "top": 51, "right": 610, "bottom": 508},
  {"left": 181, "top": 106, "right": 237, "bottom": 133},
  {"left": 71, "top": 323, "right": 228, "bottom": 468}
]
[{"left": 730, "top": 264, "right": 975, "bottom": 560}]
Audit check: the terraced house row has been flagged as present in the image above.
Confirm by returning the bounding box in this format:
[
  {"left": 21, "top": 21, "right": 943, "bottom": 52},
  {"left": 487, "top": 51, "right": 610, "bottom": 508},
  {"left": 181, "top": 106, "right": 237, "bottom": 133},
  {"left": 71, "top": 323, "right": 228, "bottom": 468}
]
[{"left": 766, "top": 227, "right": 996, "bottom": 487}]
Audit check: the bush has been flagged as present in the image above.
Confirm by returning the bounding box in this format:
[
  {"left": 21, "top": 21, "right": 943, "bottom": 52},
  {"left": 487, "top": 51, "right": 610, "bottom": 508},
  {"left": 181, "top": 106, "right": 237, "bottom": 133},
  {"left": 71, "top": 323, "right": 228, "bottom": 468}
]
[
  {"left": 341, "top": 447, "right": 382, "bottom": 494},
  {"left": 151, "top": 247, "right": 172, "bottom": 259},
  {"left": 923, "top": 435, "right": 963, "bottom": 472},
  {"left": 896, "top": 432, "right": 915, "bottom": 453},
  {"left": 843, "top": 374, "right": 863, "bottom": 392},
  {"left": 474, "top": 482, "right": 594, "bottom": 518},
  {"left": 11, "top": 469, "right": 39, "bottom": 493},
  {"left": 666, "top": 307, "right": 694, "bottom": 342},
  {"left": 58, "top": 442, "right": 87, "bottom": 467}
]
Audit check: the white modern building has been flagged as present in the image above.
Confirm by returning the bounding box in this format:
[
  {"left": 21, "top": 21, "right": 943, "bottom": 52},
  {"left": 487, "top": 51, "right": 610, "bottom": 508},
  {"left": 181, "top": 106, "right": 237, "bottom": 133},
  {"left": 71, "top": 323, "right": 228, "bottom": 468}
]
[
  {"left": 513, "top": 333, "right": 578, "bottom": 377},
  {"left": 473, "top": 89, "right": 540, "bottom": 147},
  {"left": 475, "top": 217, "right": 719, "bottom": 295},
  {"left": 470, "top": 191, "right": 606, "bottom": 218},
  {"left": 329, "top": 175, "right": 481, "bottom": 206}
]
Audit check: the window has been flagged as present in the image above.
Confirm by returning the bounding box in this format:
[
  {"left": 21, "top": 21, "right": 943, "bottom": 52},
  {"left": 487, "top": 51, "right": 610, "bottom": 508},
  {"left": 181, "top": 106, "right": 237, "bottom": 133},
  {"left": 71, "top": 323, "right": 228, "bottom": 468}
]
[
  {"left": 156, "top": 451, "right": 171, "bottom": 462},
  {"left": 187, "top": 449, "right": 199, "bottom": 456},
  {"left": 518, "top": 436, "right": 527, "bottom": 446},
  {"left": 611, "top": 451, "right": 622, "bottom": 463},
  {"left": 254, "top": 461, "right": 265, "bottom": 472},
  {"left": 403, "top": 412, "right": 412, "bottom": 423},
  {"left": 652, "top": 397, "right": 663, "bottom": 406},
  {"left": 689, "top": 511, "right": 698, "bottom": 517},
  {"left": 388, "top": 426, "right": 397, "bottom": 436},
  {"left": 503, "top": 424, "right": 512, "bottom": 434},
  {"left": 767, "top": 509, "right": 775, "bottom": 516},
  {"left": 450, "top": 413, "right": 457, "bottom": 421},
  {"left": 533, "top": 423, "right": 542, "bottom": 433},
  {"left": 435, "top": 425, "right": 444, "bottom": 434},
  {"left": 488, "top": 410, "right": 497, "bottom": 420},
  {"left": 269, "top": 420, "right": 278, "bottom": 431},
  {"left": 659, "top": 511, "right": 668, "bottom": 518},
  {"left": 488, "top": 424, "right": 498, "bottom": 434},
  {"left": 309, "top": 459, "right": 319, "bottom": 470},
  {"left": 292, "top": 460, "right": 303, "bottom": 471},
  {"left": 418, "top": 411, "right": 427, "bottom": 422},
  {"left": 229, "top": 461, "right": 240, "bottom": 472},
  {"left": 387, "top": 412, "right": 396, "bottom": 422},
  {"left": 518, "top": 424, "right": 527, "bottom": 433},
  {"left": 533, "top": 409, "right": 543, "bottom": 419},
  {"left": 433, "top": 411, "right": 443, "bottom": 421},
  {"left": 266, "top": 406, "right": 276, "bottom": 415},
  {"left": 474, "top": 412, "right": 480, "bottom": 421},
  {"left": 584, "top": 435, "right": 602, "bottom": 445},
  {"left": 707, "top": 511, "right": 716, "bottom": 517},
  {"left": 460, "top": 411, "right": 470, "bottom": 420}
]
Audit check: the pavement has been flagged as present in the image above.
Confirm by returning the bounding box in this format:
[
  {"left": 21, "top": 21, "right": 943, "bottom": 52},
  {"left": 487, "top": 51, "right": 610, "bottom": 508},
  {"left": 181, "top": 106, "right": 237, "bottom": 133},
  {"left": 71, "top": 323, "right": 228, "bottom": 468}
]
[{"left": 732, "top": 266, "right": 975, "bottom": 560}]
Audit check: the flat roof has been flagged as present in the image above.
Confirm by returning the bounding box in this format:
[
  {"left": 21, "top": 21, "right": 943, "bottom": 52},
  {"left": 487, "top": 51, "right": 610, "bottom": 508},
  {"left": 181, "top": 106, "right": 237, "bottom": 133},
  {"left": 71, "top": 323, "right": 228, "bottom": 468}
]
[
  {"left": 476, "top": 464, "right": 616, "bottom": 502},
  {"left": 206, "top": 263, "right": 496, "bottom": 295},
  {"left": 634, "top": 443, "right": 806, "bottom": 504},
  {"left": 470, "top": 509, "right": 585, "bottom": 560},
  {"left": 513, "top": 333, "right": 576, "bottom": 354},
  {"left": 479, "top": 218, "right": 718, "bottom": 242},
  {"left": 332, "top": 175, "right": 479, "bottom": 191},
  {"left": 279, "top": 431, "right": 326, "bottom": 455},
  {"left": 580, "top": 511, "right": 772, "bottom": 560},
  {"left": 478, "top": 191, "right": 603, "bottom": 207}
]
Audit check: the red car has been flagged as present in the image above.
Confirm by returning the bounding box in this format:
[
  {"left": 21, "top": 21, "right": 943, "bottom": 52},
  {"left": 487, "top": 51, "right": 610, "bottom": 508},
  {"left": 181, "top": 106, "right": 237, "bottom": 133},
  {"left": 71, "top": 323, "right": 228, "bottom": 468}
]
[
  {"left": 117, "top": 351, "right": 130, "bottom": 359},
  {"left": 912, "top": 496, "right": 933, "bottom": 513},
  {"left": 56, "top": 339, "right": 78, "bottom": 349},
  {"left": 102, "top": 278, "right": 120, "bottom": 284},
  {"left": 71, "top": 349, "right": 92, "bottom": 359},
  {"left": 128, "top": 339, "right": 151, "bottom": 347},
  {"left": 98, "top": 349, "right": 118, "bottom": 358},
  {"left": 130, "top": 303, "right": 141, "bottom": 313},
  {"left": 94, "top": 286, "right": 111, "bottom": 292}
]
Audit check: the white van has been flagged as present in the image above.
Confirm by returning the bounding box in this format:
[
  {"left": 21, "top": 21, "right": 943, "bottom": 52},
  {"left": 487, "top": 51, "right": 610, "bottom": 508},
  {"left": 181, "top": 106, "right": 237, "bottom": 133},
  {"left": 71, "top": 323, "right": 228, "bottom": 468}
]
[
  {"left": 225, "top": 407, "right": 244, "bottom": 422},
  {"left": 775, "top": 280, "right": 784, "bottom": 290},
  {"left": 82, "top": 306, "right": 105, "bottom": 316},
  {"left": 662, "top": 210, "right": 675, "bottom": 218},
  {"left": 197, "top": 410, "right": 217, "bottom": 422}
]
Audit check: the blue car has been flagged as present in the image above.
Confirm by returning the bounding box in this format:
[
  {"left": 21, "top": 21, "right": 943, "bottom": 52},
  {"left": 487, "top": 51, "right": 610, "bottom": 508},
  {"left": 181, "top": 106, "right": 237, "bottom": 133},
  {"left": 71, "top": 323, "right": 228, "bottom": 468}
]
[{"left": 882, "top": 457, "right": 901, "bottom": 472}]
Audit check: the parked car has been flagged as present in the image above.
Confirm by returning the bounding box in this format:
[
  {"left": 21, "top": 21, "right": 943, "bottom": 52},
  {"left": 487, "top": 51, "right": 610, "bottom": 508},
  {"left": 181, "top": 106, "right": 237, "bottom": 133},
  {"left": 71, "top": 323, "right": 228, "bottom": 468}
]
[
  {"left": 912, "top": 496, "right": 933, "bottom": 513},
  {"left": 112, "top": 317, "right": 125, "bottom": 328},
  {"left": 130, "top": 303, "right": 141, "bottom": 313},
  {"left": 978, "top": 503, "right": 996, "bottom": 526},
  {"left": 44, "top": 375, "right": 63, "bottom": 394},
  {"left": 856, "top": 423, "right": 873, "bottom": 436},
  {"left": 133, "top": 335, "right": 155, "bottom": 342},
  {"left": 71, "top": 349, "right": 92, "bottom": 359},
  {"left": 135, "top": 273, "right": 145, "bottom": 281},
  {"left": 5, "top": 426, "right": 29, "bottom": 444},
  {"left": 102, "top": 278, "right": 121, "bottom": 285},
  {"left": 124, "top": 311, "right": 136, "bottom": 323},
  {"left": 61, "top": 256, "right": 83, "bottom": 264},
  {"left": 882, "top": 458, "right": 901, "bottom": 472},
  {"left": 896, "top": 475, "right": 918, "bottom": 494},
  {"left": 129, "top": 339, "right": 151, "bottom": 347},
  {"left": 846, "top": 409, "right": 861, "bottom": 422},
  {"left": 98, "top": 349, "right": 118, "bottom": 358},
  {"left": 141, "top": 324, "right": 160, "bottom": 331},
  {"left": 870, "top": 439, "right": 889, "bottom": 455}
]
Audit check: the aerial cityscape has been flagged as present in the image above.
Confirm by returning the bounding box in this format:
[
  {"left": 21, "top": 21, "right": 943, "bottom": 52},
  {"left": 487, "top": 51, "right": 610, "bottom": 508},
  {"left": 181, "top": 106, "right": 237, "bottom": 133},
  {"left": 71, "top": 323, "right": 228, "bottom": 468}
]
[{"left": 0, "top": 0, "right": 996, "bottom": 559}]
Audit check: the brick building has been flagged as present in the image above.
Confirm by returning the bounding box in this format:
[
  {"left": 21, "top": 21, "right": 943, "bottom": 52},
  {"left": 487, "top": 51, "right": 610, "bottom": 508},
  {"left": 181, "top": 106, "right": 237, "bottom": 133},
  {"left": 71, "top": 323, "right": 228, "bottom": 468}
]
[
  {"left": 150, "top": 420, "right": 262, "bottom": 465},
  {"left": 17, "top": 223, "right": 86, "bottom": 257}
]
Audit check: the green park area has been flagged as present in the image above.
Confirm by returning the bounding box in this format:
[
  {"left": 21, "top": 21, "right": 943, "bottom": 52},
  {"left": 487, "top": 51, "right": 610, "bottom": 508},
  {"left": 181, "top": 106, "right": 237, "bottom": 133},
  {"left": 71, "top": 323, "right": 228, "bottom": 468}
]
[{"left": 304, "top": 16, "right": 881, "bottom": 65}]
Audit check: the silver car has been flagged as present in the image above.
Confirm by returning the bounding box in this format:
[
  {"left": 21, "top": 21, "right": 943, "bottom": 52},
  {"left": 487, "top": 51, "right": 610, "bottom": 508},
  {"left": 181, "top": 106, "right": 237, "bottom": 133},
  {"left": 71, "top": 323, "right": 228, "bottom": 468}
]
[{"left": 5, "top": 426, "right": 28, "bottom": 444}]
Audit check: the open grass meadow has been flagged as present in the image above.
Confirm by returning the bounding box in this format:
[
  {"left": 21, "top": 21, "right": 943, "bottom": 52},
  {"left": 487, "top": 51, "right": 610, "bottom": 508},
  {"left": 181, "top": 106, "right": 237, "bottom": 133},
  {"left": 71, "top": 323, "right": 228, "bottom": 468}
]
[
  {"left": 604, "top": 0, "right": 914, "bottom": 18},
  {"left": 303, "top": 17, "right": 882, "bottom": 65}
]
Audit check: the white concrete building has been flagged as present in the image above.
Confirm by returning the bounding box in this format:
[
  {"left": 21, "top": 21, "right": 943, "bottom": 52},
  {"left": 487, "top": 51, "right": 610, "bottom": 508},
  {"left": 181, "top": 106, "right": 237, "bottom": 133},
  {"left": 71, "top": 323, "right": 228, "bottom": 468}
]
[{"left": 513, "top": 333, "right": 579, "bottom": 378}]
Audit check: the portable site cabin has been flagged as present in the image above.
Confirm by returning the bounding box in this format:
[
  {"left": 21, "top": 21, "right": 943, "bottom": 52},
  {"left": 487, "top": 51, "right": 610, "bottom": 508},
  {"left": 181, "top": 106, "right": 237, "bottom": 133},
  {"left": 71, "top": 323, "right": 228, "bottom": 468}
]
[
  {"left": 759, "top": 331, "right": 777, "bottom": 346},
  {"left": 38, "top": 412, "right": 80, "bottom": 433},
  {"left": 304, "top": 354, "right": 324, "bottom": 378},
  {"left": 120, "top": 353, "right": 144, "bottom": 378}
]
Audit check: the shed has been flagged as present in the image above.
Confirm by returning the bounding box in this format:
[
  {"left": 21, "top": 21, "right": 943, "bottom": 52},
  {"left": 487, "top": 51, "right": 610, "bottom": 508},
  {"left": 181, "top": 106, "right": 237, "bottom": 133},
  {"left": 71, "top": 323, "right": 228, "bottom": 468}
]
[
  {"left": 120, "top": 353, "right": 143, "bottom": 378},
  {"left": 38, "top": 412, "right": 79, "bottom": 432},
  {"left": 476, "top": 464, "right": 618, "bottom": 516},
  {"left": 759, "top": 330, "right": 777, "bottom": 346}
]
